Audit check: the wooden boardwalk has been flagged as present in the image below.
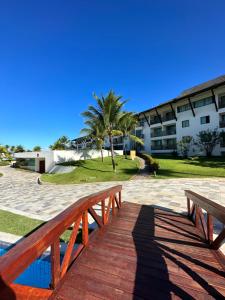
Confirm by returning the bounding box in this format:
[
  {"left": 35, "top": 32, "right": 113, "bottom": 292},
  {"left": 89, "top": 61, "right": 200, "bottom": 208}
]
[
  {"left": 50, "top": 202, "right": 225, "bottom": 300},
  {"left": 1, "top": 186, "right": 225, "bottom": 300}
]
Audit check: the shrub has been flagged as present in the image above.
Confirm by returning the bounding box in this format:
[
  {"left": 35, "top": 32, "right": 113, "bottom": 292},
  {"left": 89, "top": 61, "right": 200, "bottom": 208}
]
[{"left": 137, "top": 153, "right": 160, "bottom": 175}]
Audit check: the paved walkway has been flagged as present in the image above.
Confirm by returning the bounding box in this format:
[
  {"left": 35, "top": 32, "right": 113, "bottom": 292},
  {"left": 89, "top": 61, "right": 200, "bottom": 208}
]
[{"left": 0, "top": 166, "right": 225, "bottom": 221}]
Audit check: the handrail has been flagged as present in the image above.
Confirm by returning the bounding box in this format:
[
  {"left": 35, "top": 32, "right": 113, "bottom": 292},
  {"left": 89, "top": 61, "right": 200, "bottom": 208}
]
[
  {"left": 185, "top": 190, "right": 225, "bottom": 250},
  {"left": 0, "top": 185, "right": 122, "bottom": 298}
]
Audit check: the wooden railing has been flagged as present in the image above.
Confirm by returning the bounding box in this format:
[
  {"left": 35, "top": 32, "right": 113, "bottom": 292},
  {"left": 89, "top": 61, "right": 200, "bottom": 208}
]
[
  {"left": 185, "top": 190, "right": 225, "bottom": 250},
  {"left": 0, "top": 185, "right": 122, "bottom": 300}
]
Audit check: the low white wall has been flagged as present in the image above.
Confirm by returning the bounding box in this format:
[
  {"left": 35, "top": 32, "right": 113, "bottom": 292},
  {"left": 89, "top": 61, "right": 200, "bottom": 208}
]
[
  {"left": 53, "top": 149, "right": 123, "bottom": 164},
  {"left": 15, "top": 149, "right": 124, "bottom": 173}
]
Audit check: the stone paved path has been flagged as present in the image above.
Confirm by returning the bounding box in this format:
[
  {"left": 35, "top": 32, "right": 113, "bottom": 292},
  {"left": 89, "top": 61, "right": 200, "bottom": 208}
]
[
  {"left": 1, "top": 166, "right": 225, "bottom": 221},
  {"left": 131, "top": 157, "right": 151, "bottom": 180}
]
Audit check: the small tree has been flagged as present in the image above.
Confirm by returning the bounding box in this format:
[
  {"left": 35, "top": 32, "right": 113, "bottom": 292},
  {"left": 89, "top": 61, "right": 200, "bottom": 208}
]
[
  {"left": 14, "top": 145, "right": 25, "bottom": 153},
  {"left": 195, "top": 128, "right": 222, "bottom": 157},
  {"left": 50, "top": 136, "right": 70, "bottom": 150},
  {"left": 177, "top": 136, "right": 193, "bottom": 158},
  {"left": 33, "top": 145, "right": 41, "bottom": 151},
  {"left": 0, "top": 145, "right": 7, "bottom": 159}
]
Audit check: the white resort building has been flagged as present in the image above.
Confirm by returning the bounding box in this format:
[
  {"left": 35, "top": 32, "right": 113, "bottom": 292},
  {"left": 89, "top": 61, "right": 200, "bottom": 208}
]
[{"left": 129, "top": 74, "right": 225, "bottom": 156}]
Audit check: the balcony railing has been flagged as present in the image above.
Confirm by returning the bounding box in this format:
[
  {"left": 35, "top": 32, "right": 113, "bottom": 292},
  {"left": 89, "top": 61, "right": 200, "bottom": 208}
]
[
  {"left": 162, "top": 115, "right": 176, "bottom": 122},
  {"left": 219, "top": 121, "right": 225, "bottom": 128},
  {"left": 151, "top": 131, "right": 163, "bottom": 138},
  {"left": 151, "top": 129, "right": 176, "bottom": 138},
  {"left": 136, "top": 133, "right": 144, "bottom": 139},
  {"left": 150, "top": 118, "right": 161, "bottom": 125},
  {"left": 219, "top": 101, "right": 225, "bottom": 109},
  {"left": 151, "top": 145, "right": 177, "bottom": 151}
]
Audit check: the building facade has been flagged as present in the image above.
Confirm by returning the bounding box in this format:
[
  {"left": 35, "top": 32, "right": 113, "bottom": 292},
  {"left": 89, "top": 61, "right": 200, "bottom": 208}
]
[{"left": 134, "top": 75, "right": 225, "bottom": 156}]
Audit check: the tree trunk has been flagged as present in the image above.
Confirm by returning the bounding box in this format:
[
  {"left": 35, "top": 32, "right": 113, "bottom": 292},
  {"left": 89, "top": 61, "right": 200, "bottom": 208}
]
[
  {"left": 123, "top": 137, "right": 127, "bottom": 159},
  {"left": 100, "top": 148, "right": 104, "bottom": 162},
  {"left": 109, "top": 135, "right": 116, "bottom": 172}
]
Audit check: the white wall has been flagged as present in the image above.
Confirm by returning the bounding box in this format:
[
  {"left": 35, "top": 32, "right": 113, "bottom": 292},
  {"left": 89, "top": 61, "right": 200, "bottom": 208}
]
[
  {"left": 53, "top": 149, "right": 123, "bottom": 164},
  {"left": 15, "top": 149, "right": 124, "bottom": 173}
]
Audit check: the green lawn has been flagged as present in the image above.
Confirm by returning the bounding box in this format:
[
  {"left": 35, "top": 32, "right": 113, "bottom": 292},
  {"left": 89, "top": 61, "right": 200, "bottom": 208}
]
[
  {"left": 41, "top": 156, "right": 139, "bottom": 184},
  {"left": 0, "top": 160, "right": 10, "bottom": 166},
  {"left": 0, "top": 209, "right": 84, "bottom": 243},
  {"left": 153, "top": 156, "right": 225, "bottom": 179}
]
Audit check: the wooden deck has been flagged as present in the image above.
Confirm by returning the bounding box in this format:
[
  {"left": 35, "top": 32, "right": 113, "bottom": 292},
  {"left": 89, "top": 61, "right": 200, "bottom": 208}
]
[{"left": 50, "top": 202, "right": 225, "bottom": 300}]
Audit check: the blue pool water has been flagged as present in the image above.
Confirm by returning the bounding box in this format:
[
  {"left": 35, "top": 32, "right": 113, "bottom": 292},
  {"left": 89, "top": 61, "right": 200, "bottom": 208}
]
[{"left": 0, "top": 245, "right": 51, "bottom": 288}]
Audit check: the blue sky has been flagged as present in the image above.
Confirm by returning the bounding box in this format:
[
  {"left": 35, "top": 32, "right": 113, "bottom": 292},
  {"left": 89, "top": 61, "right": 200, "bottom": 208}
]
[{"left": 1, "top": 0, "right": 225, "bottom": 149}]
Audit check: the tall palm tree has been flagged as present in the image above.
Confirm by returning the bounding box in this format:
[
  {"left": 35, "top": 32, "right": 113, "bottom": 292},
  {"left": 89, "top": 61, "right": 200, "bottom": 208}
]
[
  {"left": 118, "top": 113, "right": 144, "bottom": 158},
  {"left": 81, "top": 120, "right": 106, "bottom": 162},
  {"left": 82, "top": 91, "right": 126, "bottom": 171}
]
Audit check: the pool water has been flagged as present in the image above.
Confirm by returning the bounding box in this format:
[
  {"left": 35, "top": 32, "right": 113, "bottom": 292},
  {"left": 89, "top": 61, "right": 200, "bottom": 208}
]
[{"left": 0, "top": 246, "right": 51, "bottom": 288}]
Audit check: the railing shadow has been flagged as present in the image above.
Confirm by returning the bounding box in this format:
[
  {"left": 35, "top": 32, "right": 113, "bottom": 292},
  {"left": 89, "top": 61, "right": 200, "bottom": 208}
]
[{"left": 132, "top": 205, "right": 225, "bottom": 299}]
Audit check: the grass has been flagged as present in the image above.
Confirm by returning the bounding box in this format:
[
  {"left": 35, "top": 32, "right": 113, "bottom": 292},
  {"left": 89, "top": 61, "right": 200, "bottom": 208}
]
[
  {"left": 0, "top": 160, "right": 10, "bottom": 166},
  {"left": 0, "top": 209, "right": 86, "bottom": 243},
  {"left": 153, "top": 155, "right": 225, "bottom": 179},
  {"left": 41, "top": 155, "right": 139, "bottom": 184}
]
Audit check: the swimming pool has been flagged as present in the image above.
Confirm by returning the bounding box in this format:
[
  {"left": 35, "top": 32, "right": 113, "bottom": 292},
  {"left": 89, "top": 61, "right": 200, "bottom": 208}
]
[{"left": 0, "top": 244, "right": 51, "bottom": 288}]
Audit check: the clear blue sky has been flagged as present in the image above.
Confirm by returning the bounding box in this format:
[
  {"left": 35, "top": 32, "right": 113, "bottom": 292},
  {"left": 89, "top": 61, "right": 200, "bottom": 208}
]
[{"left": 1, "top": 0, "right": 225, "bottom": 149}]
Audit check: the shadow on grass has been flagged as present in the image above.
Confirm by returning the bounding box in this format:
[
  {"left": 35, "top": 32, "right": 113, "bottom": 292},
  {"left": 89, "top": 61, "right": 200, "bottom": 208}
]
[
  {"left": 157, "top": 168, "right": 225, "bottom": 178},
  {"left": 183, "top": 158, "right": 225, "bottom": 169},
  {"left": 58, "top": 157, "right": 137, "bottom": 175}
]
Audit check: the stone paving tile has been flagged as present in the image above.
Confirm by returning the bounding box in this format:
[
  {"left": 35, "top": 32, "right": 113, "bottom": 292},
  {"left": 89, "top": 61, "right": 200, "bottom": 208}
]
[{"left": 0, "top": 166, "right": 225, "bottom": 221}]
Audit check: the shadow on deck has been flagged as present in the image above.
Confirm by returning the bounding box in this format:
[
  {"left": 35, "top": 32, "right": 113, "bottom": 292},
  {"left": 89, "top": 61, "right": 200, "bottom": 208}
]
[{"left": 50, "top": 202, "right": 225, "bottom": 299}]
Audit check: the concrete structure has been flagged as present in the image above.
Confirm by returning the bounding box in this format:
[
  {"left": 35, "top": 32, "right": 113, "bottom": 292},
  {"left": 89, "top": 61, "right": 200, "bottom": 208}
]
[
  {"left": 133, "top": 74, "right": 225, "bottom": 156},
  {"left": 14, "top": 149, "right": 123, "bottom": 173}
]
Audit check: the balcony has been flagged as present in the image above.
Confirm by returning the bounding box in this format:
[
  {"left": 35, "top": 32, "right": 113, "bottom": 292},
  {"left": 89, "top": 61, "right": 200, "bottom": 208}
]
[
  {"left": 150, "top": 117, "right": 161, "bottom": 125},
  {"left": 151, "top": 131, "right": 163, "bottom": 138},
  {"left": 162, "top": 115, "right": 176, "bottom": 122},
  {"left": 164, "top": 144, "right": 177, "bottom": 150},
  {"left": 151, "top": 145, "right": 163, "bottom": 150},
  {"left": 219, "top": 100, "right": 225, "bottom": 109},
  {"left": 151, "top": 129, "right": 176, "bottom": 138},
  {"left": 164, "top": 129, "right": 176, "bottom": 136},
  {"left": 136, "top": 133, "right": 144, "bottom": 139},
  {"left": 151, "top": 144, "right": 177, "bottom": 151},
  {"left": 220, "top": 121, "right": 225, "bottom": 128}
]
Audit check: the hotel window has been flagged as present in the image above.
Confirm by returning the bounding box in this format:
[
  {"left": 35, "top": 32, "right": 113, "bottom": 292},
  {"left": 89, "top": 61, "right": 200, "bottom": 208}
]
[
  {"left": 200, "top": 116, "right": 210, "bottom": 124},
  {"left": 219, "top": 93, "right": 225, "bottom": 109},
  {"left": 182, "top": 120, "right": 189, "bottom": 128},
  {"left": 177, "top": 103, "right": 191, "bottom": 113},
  {"left": 193, "top": 96, "right": 213, "bottom": 108}
]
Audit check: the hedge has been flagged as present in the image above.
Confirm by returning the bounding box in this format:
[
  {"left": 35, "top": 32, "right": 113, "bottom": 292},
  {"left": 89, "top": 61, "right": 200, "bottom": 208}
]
[{"left": 137, "top": 153, "right": 160, "bottom": 175}]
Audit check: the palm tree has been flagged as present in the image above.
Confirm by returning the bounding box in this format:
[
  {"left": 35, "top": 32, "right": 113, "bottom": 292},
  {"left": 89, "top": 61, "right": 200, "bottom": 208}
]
[
  {"left": 81, "top": 120, "right": 106, "bottom": 162},
  {"left": 50, "top": 136, "right": 70, "bottom": 150},
  {"left": 118, "top": 113, "right": 144, "bottom": 158},
  {"left": 82, "top": 91, "right": 127, "bottom": 171}
]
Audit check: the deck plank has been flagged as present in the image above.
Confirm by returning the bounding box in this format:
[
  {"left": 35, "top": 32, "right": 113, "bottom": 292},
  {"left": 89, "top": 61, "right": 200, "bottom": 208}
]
[{"left": 50, "top": 202, "right": 225, "bottom": 300}]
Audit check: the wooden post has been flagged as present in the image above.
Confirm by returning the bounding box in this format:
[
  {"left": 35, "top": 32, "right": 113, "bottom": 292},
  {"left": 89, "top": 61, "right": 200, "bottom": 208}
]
[
  {"left": 101, "top": 199, "right": 106, "bottom": 224},
  {"left": 207, "top": 214, "right": 213, "bottom": 244},
  {"left": 51, "top": 239, "right": 61, "bottom": 289},
  {"left": 119, "top": 191, "right": 122, "bottom": 208},
  {"left": 112, "top": 196, "right": 115, "bottom": 216},
  {"left": 195, "top": 205, "right": 200, "bottom": 229},
  {"left": 82, "top": 211, "right": 89, "bottom": 246},
  {"left": 187, "top": 198, "right": 190, "bottom": 217}
]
